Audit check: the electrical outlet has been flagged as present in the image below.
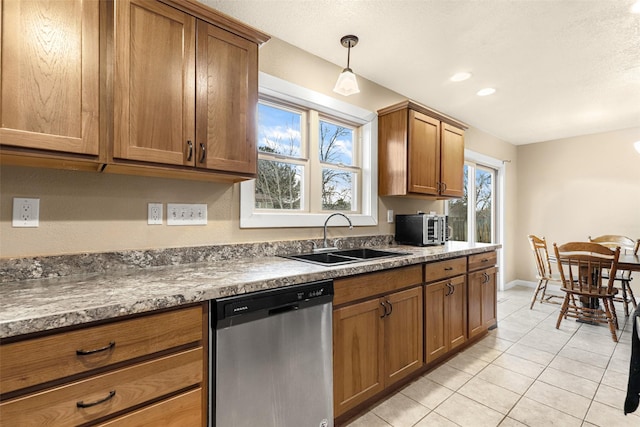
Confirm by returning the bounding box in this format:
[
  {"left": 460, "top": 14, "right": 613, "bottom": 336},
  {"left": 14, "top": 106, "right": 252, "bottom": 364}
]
[
  {"left": 167, "top": 203, "right": 207, "bottom": 226},
  {"left": 387, "top": 209, "right": 394, "bottom": 223},
  {"left": 12, "top": 198, "right": 40, "bottom": 227},
  {"left": 148, "top": 203, "right": 163, "bottom": 225}
]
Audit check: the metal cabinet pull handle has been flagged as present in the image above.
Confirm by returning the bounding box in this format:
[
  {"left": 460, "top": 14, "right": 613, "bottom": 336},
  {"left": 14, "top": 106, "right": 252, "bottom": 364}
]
[
  {"left": 445, "top": 283, "right": 453, "bottom": 296},
  {"left": 441, "top": 182, "right": 447, "bottom": 192},
  {"left": 444, "top": 267, "right": 453, "bottom": 271},
  {"left": 481, "top": 258, "right": 488, "bottom": 263},
  {"left": 199, "top": 143, "right": 206, "bottom": 163},
  {"left": 380, "top": 302, "right": 387, "bottom": 318},
  {"left": 76, "top": 341, "right": 115, "bottom": 356},
  {"left": 386, "top": 300, "right": 393, "bottom": 316},
  {"left": 77, "top": 390, "right": 116, "bottom": 408},
  {"left": 186, "top": 140, "right": 193, "bottom": 161}
]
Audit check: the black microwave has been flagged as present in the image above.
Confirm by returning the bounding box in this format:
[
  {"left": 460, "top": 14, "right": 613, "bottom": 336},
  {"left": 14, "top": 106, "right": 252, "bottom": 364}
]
[{"left": 395, "top": 214, "right": 448, "bottom": 246}]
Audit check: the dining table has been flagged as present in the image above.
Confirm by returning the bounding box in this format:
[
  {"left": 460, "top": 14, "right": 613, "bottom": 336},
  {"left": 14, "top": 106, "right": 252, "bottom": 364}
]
[{"left": 618, "top": 254, "right": 640, "bottom": 273}]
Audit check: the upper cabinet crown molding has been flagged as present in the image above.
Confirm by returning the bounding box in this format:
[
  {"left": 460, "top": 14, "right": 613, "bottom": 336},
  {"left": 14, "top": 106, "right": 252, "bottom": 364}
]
[
  {"left": 157, "top": 0, "right": 270, "bottom": 44},
  {"left": 377, "top": 100, "right": 468, "bottom": 131}
]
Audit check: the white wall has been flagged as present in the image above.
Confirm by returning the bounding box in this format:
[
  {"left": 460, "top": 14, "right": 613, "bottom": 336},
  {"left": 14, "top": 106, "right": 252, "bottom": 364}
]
[{"left": 515, "top": 127, "right": 640, "bottom": 282}]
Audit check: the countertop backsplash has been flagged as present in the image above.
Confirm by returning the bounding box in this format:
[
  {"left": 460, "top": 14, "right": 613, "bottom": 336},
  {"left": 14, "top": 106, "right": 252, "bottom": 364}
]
[{"left": 0, "top": 235, "right": 394, "bottom": 284}]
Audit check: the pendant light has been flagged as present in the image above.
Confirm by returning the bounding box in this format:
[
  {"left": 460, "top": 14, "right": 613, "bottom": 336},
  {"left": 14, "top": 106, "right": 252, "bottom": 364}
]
[{"left": 333, "top": 35, "right": 360, "bottom": 96}]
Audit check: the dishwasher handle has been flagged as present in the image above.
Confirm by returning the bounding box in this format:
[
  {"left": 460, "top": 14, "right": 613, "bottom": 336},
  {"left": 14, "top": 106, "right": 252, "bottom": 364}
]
[{"left": 268, "top": 303, "right": 299, "bottom": 316}]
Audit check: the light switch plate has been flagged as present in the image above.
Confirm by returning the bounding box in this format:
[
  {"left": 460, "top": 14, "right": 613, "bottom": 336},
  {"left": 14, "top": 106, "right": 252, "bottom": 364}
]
[
  {"left": 12, "top": 198, "right": 39, "bottom": 227},
  {"left": 167, "top": 203, "right": 207, "bottom": 226},
  {"left": 387, "top": 209, "right": 394, "bottom": 223}
]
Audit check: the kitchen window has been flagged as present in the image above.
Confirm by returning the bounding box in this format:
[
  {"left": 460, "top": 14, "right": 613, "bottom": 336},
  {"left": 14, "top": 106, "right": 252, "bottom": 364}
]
[{"left": 240, "top": 73, "right": 378, "bottom": 228}]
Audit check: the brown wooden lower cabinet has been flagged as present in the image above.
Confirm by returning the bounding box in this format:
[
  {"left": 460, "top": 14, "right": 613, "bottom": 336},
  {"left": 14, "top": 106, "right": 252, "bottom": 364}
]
[
  {"left": 468, "top": 265, "right": 498, "bottom": 339},
  {"left": 0, "top": 304, "right": 207, "bottom": 426},
  {"left": 333, "top": 266, "right": 423, "bottom": 418},
  {"left": 424, "top": 275, "right": 467, "bottom": 363}
]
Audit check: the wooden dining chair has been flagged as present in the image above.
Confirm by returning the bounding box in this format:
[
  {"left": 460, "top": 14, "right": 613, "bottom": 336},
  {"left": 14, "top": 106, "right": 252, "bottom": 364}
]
[
  {"left": 554, "top": 242, "right": 621, "bottom": 342},
  {"left": 527, "top": 235, "right": 563, "bottom": 309},
  {"left": 588, "top": 235, "right": 639, "bottom": 316}
]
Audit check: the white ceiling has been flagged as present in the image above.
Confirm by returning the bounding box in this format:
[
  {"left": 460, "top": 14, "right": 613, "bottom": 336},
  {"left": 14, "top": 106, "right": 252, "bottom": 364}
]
[{"left": 204, "top": 0, "right": 640, "bottom": 145}]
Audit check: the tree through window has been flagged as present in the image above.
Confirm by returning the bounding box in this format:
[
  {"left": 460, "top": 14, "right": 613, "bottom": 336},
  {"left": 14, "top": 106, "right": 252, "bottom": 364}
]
[{"left": 255, "top": 100, "right": 360, "bottom": 213}]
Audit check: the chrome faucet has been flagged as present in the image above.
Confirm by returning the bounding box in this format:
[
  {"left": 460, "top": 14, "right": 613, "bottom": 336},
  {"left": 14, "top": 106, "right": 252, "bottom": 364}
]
[{"left": 322, "top": 213, "right": 353, "bottom": 249}]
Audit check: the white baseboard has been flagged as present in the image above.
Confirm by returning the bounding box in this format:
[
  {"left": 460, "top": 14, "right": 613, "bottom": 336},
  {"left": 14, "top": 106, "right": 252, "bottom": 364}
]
[
  {"left": 504, "top": 280, "right": 536, "bottom": 290},
  {"left": 504, "top": 280, "right": 562, "bottom": 294}
]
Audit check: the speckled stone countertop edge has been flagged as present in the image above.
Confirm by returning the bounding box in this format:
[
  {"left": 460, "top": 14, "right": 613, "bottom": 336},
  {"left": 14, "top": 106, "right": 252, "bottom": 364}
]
[{"left": 0, "top": 242, "right": 501, "bottom": 339}]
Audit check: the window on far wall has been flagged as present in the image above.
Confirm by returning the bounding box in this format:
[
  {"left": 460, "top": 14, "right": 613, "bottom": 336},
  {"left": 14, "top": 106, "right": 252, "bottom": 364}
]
[
  {"left": 448, "top": 158, "right": 498, "bottom": 244},
  {"left": 240, "top": 73, "right": 377, "bottom": 228}
]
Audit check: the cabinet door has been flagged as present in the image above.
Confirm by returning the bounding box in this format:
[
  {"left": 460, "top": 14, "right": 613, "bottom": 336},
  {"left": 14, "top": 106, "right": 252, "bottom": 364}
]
[
  {"left": 440, "top": 123, "right": 465, "bottom": 198},
  {"left": 0, "top": 0, "right": 99, "bottom": 155},
  {"left": 333, "top": 299, "right": 385, "bottom": 417},
  {"left": 467, "top": 269, "right": 484, "bottom": 339},
  {"left": 196, "top": 21, "right": 258, "bottom": 175},
  {"left": 447, "top": 275, "right": 467, "bottom": 351},
  {"left": 425, "top": 276, "right": 466, "bottom": 364},
  {"left": 114, "top": 0, "right": 196, "bottom": 165},
  {"left": 424, "top": 281, "right": 448, "bottom": 363},
  {"left": 468, "top": 267, "right": 497, "bottom": 338},
  {"left": 482, "top": 267, "right": 498, "bottom": 329},
  {"left": 384, "top": 287, "right": 423, "bottom": 385},
  {"left": 408, "top": 110, "right": 440, "bottom": 195}
]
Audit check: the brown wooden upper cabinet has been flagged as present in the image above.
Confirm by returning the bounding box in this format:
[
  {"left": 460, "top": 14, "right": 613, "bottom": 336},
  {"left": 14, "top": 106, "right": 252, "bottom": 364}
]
[
  {"left": 114, "top": 0, "right": 262, "bottom": 177},
  {"left": 1, "top": 0, "right": 268, "bottom": 182},
  {"left": 0, "top": 0, "right": 100, "bottom": 158},
  {"left": 378, "top": 100, "right": 467, "bottom": 199}
]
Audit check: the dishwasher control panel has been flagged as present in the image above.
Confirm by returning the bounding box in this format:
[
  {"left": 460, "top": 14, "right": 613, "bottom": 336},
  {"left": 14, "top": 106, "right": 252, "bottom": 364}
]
[{"left": 213, "top": 279, "right": 334, "bottom": 327}]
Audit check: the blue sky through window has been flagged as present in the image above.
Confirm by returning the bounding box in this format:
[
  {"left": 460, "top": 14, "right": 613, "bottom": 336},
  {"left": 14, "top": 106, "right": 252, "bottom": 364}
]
[{"left": 258, "top": 103, "right": 302, "bottom": 157}]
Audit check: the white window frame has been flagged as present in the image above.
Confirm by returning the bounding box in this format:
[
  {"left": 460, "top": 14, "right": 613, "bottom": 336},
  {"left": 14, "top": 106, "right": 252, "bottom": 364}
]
[{"left": 240, "top": 73, "right": 378, "bottom": 228}]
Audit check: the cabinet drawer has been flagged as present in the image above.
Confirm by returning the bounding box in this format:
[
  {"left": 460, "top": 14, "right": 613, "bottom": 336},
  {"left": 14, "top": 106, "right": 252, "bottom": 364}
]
[
  {"left": 334, "top": 265, "right": 422, "bottom": 306},
  {"left": 424, "top": 257, "right": 466, "bottom": 283},
  {"left": 468, "top": 251, "right": 497, "bottom": 272},
  {"left": 0, "top": 347, "right": 203, "bottom": 426},
  {"left": 1, "top": 305, "right": 203, "bottom": 394},
  {"left": 96, "top": 388, "right": 203, "bottom": 426}
]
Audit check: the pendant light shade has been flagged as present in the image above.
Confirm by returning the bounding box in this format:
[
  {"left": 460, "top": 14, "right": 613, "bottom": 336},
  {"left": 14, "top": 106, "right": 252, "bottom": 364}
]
[{"left": 333, "top": 35, "right": 360, "bottom": 96}]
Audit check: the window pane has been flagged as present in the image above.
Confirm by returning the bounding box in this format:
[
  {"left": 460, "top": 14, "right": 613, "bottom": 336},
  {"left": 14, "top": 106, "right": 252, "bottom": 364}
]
[
  {"left": 258, "top": 103, "right": 302, "bottom": 157},
  {"left": 322, "top": 168, "right": 354, "bottom": 211},
  {"left": 255, "top": 159, "right": 303, "bottom": 210},
  {"left": 475, "top": 168, "right": 493, "bottom": 243},
  {"left": 449, "top": 164, "right": 468, "bottom": 241},
  {"left": 319, "top": 120, "right": 354, "bottom": 166}
]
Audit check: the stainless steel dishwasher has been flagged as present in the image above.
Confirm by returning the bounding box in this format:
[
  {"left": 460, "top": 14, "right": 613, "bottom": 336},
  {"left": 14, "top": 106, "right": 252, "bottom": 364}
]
[{"left": 210, "top": 279, "right": 334, "bottom": 427}]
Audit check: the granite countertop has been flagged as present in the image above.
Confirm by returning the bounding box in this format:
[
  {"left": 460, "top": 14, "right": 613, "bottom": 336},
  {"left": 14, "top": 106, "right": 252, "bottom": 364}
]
[{"left": 0, "top": 241, "right": 500, "bottom": 339}]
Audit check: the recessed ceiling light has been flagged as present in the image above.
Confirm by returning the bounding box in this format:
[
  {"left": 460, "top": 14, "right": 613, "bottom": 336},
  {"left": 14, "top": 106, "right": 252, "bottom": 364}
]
[
  {"left": 632, "top": 1, "right": 640, "bottom": 13},
  {"left": 450, "top": 72, "right": 472, "bottom": 82},
  {"left": 634, "top": 141, "right": 640, "bottom": 154},
  {"left": 477, "top": 88, "right": 496, "bottom": 96}
]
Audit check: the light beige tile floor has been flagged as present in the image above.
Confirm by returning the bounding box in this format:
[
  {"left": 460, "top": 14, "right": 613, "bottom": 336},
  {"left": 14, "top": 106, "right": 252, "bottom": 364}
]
[{"left": 345, "top": 285, "right": 640, "bottom": 427}]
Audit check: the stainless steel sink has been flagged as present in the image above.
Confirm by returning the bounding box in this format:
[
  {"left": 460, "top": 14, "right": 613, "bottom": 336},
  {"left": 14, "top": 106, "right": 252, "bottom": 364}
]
[{"left": 284, "top": 248, "right": 408, "bottom": 266}]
